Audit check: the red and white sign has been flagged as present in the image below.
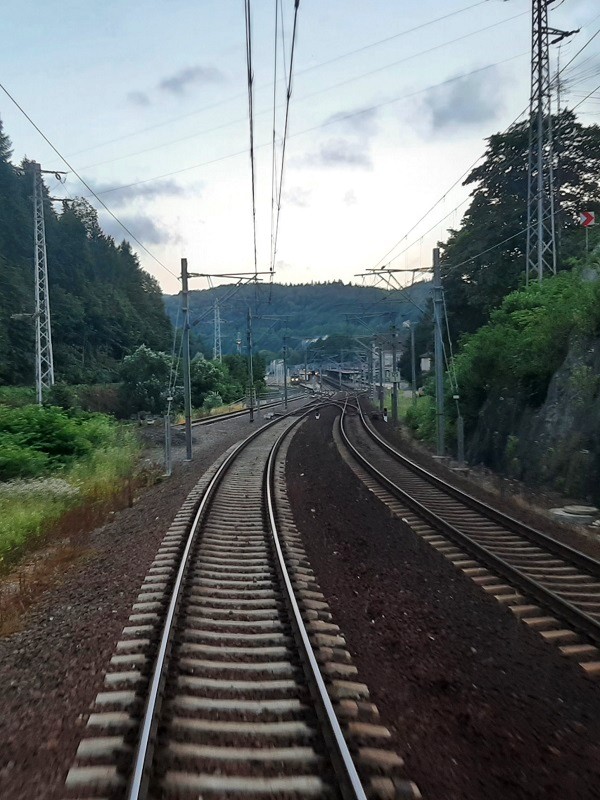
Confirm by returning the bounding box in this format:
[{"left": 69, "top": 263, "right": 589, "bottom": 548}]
[{"left": 580, "top": 211, "right": 595, "bottom": 227}]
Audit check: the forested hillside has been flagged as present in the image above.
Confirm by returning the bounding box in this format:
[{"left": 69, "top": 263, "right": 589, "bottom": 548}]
[
  {"left": 164, "top": 280, "right": 431, "bottom": 357},
  {"left": 0, "top": 117, "right": 171, "bottom": 387},
  {"left": 440, "top": 110, "right": 600, "bottom": 339},
  {"left": 405, "top": 110, "right": 600, "bottom": 500}
]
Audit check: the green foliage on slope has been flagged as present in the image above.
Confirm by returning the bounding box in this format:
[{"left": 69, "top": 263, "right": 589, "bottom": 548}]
[
  {"left": 0, "top": 117, "right": 172, "bottom": 387},
  {"left": 453, "top": 266, "right": 600, "bottom": 428},
  {"left": 441, "top": 111, "right": 600, "bottom": 340},
  {"left": 163, "top": 280, "right": 431, "bottom": 358}
]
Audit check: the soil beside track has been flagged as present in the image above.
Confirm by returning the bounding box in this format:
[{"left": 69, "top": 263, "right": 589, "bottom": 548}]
[
  {"left": 287, "top": 404, "right": 600, "bottom": 800},
  {"left": 0, "top": 414, "right": 278, "bottom": 800}
]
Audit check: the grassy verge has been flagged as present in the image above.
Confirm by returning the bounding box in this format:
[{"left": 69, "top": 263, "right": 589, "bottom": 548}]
[{"left": 0, "top": 412, "right": 140, "bottom": 571}]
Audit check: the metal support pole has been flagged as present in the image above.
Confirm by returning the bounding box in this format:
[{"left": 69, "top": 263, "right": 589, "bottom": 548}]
[
  {"left": 378, "top": 345, "right": 384, "bottom": 412},
  {"left": 457, "top": 413, "right": 465, "bottom": 465},
  {"left": 304, "top": 348, "right": 308, "bottom": 382},
  {"left": 410, "top": 325, "right": 417, "bottom": 403},
  {"left": 181, "top": 258, "right": 193, "bottom": 461},
  {"left": 163, "top": 413, "right": 172, "bottom": 477},
  {"left": 339, "top": 348, "right": 343, "bottom": 389},
  {"left": 32, "top": 162, "right": 55, "bottom": 403},
  {"left": 247, "top": 308, "right": 254, "bottom": 422},
  {"left": 283, "top": 336, "right": 288, "bottom": 410},
  {"left": 391, "top": 326, "right": 398, "bottom": 425},
  {"left": 433, "top": 248, "right": 445, "bottom": 456}
]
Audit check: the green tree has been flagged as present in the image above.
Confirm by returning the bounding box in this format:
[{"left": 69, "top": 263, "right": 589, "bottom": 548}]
[
  {"left": 190, "top": 356, "right": 230, "bottom": 408},
  {"left": 119, "top": 345, "right": 171, "bottom": 414},
  {"left": 441, "top": 111, "right": 600, "bottom": 340}
]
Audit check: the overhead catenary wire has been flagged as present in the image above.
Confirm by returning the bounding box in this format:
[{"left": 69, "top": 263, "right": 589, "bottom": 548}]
[
  {"left": 369, "top": 16, "right": 600, "bottom": 273},
  {"left": 244, "top": 0, "right": 259, "bottom": 280},
  {"left": 269, "top": 0, "right": 281, "bottom": 288},
  {"left": 49, "top": 0, "right": 492, "bottom": 169},
  {"left": 75, "top": 10, "right": 525, "bottom": 176},
  {"left": 0, "top": 82, "right": 178, "bottom": 280},
  {"left": 271, "top": 0, "right": 301, "bottom": 277},
  {"left": 85, "top": 52, "right": 528, "bottom": 202}
]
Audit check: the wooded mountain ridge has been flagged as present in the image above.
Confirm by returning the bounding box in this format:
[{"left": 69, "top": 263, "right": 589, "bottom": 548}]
[
  {"left": 163, "top": 280, "right": 431, "bottom": 357},
  {"left": 0, "top": 117, "right": 171, "bottom": 387}
]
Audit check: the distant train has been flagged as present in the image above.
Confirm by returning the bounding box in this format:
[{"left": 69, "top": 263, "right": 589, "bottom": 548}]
[{"left": 290, "top": 372, "right": 301, "bottom": 385}]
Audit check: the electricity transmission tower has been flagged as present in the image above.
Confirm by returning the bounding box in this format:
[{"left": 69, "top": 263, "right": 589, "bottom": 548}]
[
  {"left": 525, "top": 0, "right": 576, "bottom": 284},
  {"left": 31, "top": 162, "right": 67, "bottom": 402},
  {"left": 213, "top": 298, "right": 222, "bottom": 362}
]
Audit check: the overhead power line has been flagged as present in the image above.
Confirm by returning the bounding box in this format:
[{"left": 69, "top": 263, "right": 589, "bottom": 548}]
[
  {"left": 244, "top": 0, "right": 258, "bottom": 278},
  {"left": 271, "top": 0, "right": 301, "bottom": 276},
  {"left": 0, "top": 82, "right": 177, "bottom": 279},
  {"left": 85, "top": 52, "right": 528, "bottom": 201},
  {"left": 58, "top": 0, "right": 494, "bottom": 166},
  {"left": 76, "top": 10, "right": 525, "bottom": 175},
  {"left": 369, "top": 17, "right": 600, "bottom": 274}
]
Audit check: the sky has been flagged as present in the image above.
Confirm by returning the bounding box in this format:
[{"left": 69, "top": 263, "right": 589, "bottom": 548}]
[{"left": 1, "top": 0, "right": 599, "bottom": 295}]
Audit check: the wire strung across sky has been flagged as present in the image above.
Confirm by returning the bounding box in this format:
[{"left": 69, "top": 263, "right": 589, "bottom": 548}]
[
  {"left": 271, "top": 0, "right": 301, "bottom": 278},
  {"left": 244, "top": 0, "right": 259, "bottom": 280},
  {"left": 0, "top": 82, "right": 178, "bottom": 281},
  {"left": 368, "top": 20, "right": 600, "bottom": 275},
  {"left": 269, "top": 0, "right": 281, "bottom": 286},
  {"left": 56, "top": 0, "right": 494, "bottom": 168},
  {"left": 73, "top": 9, "right": 526, "bottom": 176}
]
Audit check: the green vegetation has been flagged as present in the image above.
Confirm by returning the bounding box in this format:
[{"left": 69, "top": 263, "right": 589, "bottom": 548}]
[
  {"left": 441, "top": 110, "right": 600, "bottom": 340},
  {"left": 163, "top": 281, "right": 430, "bottom": 358},
  {"left": 453, "top": 268, "right": 600, "bottom": 428},
  {"left": 405, "top": 267, "right": 600, "bottom": 445},
  {"left": 0, "top": 405, "right": 139, "bottom": 567},
  {"left": 118, "top": 345, "right": 266, "bottom": 416},
  {"left": 0, "top": 117, "right": 172, "bottom": 388}
]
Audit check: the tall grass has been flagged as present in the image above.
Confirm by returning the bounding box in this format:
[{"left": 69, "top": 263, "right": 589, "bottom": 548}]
[{"left": 0, "top": 409, "right": 139, "bottom": 569}]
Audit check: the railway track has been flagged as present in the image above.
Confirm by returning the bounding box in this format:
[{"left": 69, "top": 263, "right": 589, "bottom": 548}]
[
  {"left": 339, "top": 397, "right": 600, "bottom": 678},
  {"left": 65, "top": 403, "right": 418, "bottom": 800},
  {"left": 190, "top": 391, "right": 310, "bottom": 427}
]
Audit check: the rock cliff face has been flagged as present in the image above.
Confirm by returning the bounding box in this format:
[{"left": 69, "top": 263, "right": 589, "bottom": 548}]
[{"left": 467, "top": 337, "right": 600, "bottom": 503}]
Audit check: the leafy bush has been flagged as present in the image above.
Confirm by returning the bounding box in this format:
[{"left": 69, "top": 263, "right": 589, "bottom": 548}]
[
  {"left": 0, "top": 405, "right": 131, "bottom": 480},
  {"left": 0, "top": 433, "right": 49, "bottom": 479},
  {"left": 404, "top": 394, "right": 436, "bottom": 443},
  {"left": 43, "top": 382, "right": 79, "bottom": 410},
  {"left": 202, "top": 391, "right": 223, "bottom": 411},
  {"left": 119, "top": 345, "right": 172, "bottom": 415},
  {"left": 0, "top": 407, "right": 140, "bottom": 567},
  {"left": 454, "top": 269, "right": 600, "bottom": 427}
]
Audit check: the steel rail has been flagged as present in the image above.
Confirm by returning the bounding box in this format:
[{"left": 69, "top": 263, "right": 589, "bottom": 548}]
[
  {"left": 188, "top": 391, "right": 311, "bottom": 427},
  {"left": 356, "top": 401, "right": 600, "bottom": 576},
  {"left": 339, "top": 404, "right": 600, "bottom": 646},
  {"left": 265, "top": 419, "right": 369, "bottom": 800},
  {"left": 126, "top": 401, "right": 317, "bottom": 800}
]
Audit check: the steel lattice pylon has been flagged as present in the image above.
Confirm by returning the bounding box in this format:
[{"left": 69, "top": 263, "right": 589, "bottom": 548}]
[
  {"left": 213, "top": 298, "right": 222, "bottom": 362},
  {"left": 525, "top": 0, "right": 558, "bottom": 284},
  {"left": 32, "top": 161, "right": 54, "bottom": 402}
]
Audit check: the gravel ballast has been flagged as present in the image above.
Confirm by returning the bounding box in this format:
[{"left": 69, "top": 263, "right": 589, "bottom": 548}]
[
  {"left": 286, "top": 405, "right": 600, "bottom": 800},
  {"left": 0, "top": 411, "right": 292, "bottom": 800}
]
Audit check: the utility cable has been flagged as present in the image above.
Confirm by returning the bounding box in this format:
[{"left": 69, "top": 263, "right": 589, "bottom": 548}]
[
  {"left": 269, "top": 0, "right": 280, "bottom": 290},
  {"left": 0, "top": 81, "right": 178, "bottom": 280},
  {"left": 244, "top": 0, "right": 258, "bottom": 279},
  {"left": 76, "top": 11, "right": 524, "bottom": 175},
  {"left": 272, "top": 0, "right": 301, "bottom": 277},
  {"left": 87, "top": 52, "right": 528, "bottom": 200},
  {"left": 369, "top": 14, "right": 600, "bottom": 273},
  {"left": 56, "top": 0, "right": 493, "bottom": 167},
  {"left": 570, "top": 80, "right": 600, "bottom": 112}
]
